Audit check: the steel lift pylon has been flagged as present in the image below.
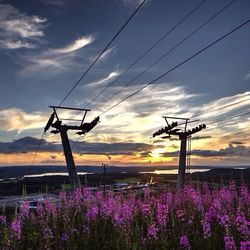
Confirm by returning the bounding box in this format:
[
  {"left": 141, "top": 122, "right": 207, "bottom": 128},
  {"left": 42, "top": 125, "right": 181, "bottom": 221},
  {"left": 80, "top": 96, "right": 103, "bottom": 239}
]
[
  {"left": 153, "top": 116, "right": 206, "bottom": 191},
  {"left": 44, "top": 106, "right": 100, "bottom": 189}
]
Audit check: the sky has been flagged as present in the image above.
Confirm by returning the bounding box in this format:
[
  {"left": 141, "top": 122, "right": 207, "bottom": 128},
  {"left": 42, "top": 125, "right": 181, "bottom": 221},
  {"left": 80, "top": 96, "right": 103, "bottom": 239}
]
[{"left": 0, "top": 0, "right": 250, "bottom": 167}]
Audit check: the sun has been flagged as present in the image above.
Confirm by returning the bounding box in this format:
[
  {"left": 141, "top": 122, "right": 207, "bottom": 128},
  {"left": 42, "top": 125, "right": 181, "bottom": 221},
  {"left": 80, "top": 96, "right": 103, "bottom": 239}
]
[{"left": 151, "top": 148, "right": 165, "bottom": 159}]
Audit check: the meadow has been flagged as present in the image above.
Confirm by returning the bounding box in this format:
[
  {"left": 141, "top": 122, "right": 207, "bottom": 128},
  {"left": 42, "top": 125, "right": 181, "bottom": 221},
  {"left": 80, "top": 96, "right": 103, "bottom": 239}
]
[{"left": 0, "top": 182, "right": 250, "bottom": 249}]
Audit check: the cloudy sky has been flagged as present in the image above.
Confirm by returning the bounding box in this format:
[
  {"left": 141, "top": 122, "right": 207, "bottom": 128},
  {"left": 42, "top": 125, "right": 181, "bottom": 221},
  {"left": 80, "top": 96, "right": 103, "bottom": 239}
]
[{"left": 0, "top": 0, "right": 250, "bottom": 167}]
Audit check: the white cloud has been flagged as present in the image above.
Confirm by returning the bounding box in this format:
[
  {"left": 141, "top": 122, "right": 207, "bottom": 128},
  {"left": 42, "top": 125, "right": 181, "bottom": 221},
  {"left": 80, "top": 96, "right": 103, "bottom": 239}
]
[
  {"left": 52, "top": 36, "right": 94, "bottom": 54},
  {"left": 0, "top": 2, "right": 47, "bottom": 49},
  {"left": 0, "top": 107, "right": 82, "bottom": 133},
  {"left": 99, "top": 46, "right": 116, "bottom": 61},
  {"left": 118, "top": 0, "right": 144, "bottom": 8},
  {"left": 88, "top": 46, "right": 116, "bottom": 64},
  {"left": 87, "top": 71, "right": 120, "bottom": 87},
  {"left": 189, "top": 92, "right": 250, "bottom": 119},
  {"left": 0, "top": 40, "right": 36, "bottom": 49},
  {"left": 89, "top": 83, "right": 199, "bottom": 140},
  {"left": 0, "top": 108, "right": 48, "bottom": 133},
  {"left": 87, "top": 83, "right": 250, "bottom": 148},
  {"left": 14, "top": 35, "right": 94, "bottom": 76}
]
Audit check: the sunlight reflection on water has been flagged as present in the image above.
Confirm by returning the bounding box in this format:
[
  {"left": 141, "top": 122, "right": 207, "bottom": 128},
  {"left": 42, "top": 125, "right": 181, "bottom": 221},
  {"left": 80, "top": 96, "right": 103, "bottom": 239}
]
[
  {"left": 139, "top": 169, "right": 211, "bottom": 174},
  {"left": 23, "top": 172, "right": 92, "bottom": 178}
]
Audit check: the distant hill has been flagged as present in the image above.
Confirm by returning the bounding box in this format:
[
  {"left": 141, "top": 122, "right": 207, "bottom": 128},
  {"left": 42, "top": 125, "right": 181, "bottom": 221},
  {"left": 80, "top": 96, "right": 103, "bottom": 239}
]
[{"left": 0, "top": 165, "right": 249, "bottom": 179}]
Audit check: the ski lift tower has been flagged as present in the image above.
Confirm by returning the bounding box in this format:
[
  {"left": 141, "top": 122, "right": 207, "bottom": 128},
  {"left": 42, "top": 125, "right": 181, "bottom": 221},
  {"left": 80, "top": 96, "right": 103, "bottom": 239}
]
[
  {"left": 153, "top": 116, "right": 206, "bottom": 191},
  {"left": 44, "top": 106, "right": 100, "bottom": 189}
]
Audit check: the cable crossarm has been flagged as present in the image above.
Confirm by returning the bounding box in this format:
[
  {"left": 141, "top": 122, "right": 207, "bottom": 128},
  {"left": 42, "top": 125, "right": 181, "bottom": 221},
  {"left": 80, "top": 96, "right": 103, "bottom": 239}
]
[
  {"left": 153, "top": 122, "right": 178, "bottom": 137},
  {"left": 86, "top": 0, "right": 208, "bottom": 109},
  {"left": 94, "top": 0, "right": 235, "bottom": 112},
  {"left": 99, "top": 19, "right": 250, "bottom": 116},
  {"left": 58, "top": 0, "right": 146, "bottom": 106}
]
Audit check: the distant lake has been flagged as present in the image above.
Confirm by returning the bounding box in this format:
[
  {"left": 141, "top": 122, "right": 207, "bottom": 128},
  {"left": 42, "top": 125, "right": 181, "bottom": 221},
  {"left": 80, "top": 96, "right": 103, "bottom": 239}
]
[
  {"left": 139, "top": 168, "right": 211, "bottom": 175},
  {"left": 23, "top": 172, "right": 92, "bottom": 178}
]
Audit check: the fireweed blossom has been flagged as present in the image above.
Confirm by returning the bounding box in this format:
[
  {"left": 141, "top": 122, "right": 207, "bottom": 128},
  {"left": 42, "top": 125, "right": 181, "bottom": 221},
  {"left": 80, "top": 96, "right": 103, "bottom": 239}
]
[
  {"left": 42, "top": 225, "right": 53, "bottom": 240},
  {"left": 201, "top": 213, "right": 212, "bottom": 239},
  {"left": 44, "top": 199, "right": 56, "bottom": 216},
  {"left": 147, "top": 223, "right": 158, "bottom": 240},
  {"left": 61, "top": 233, "right": 68, "bottom": 242},
  {"left": 10, "top": 217, "right": 21, "bottom": 240},
  {"left": 156, "top": 201, "right": 168, "bottom": 227},
  {"left": 0, "top": 215, "right": 6, "bottom": 224},
  {"left": 176, "top": 209, "right": 185, "bottom": 222},
  {"left": 100, "top": 198, "right": 115, "bottom": 217},
  {"left": 219, "top": 214, "right": 231, "bottom": 228},
  {"left": 1, "top": 184, "right": 250, "bottom": 249},
  {"left": 236, "top": 208, "right": 250, "bottom": 238},
  {"left": 240, "top": 241, "right": 250, "bottom": 250},
  {"left": 59, "top": 191, "right": 67, "bottom": 201},
  {"left": 139, "top": 202, "right": 151, "bottom": 216},
  {"left": 183, "top": 186, "right": 203, "bottom": 212},
  {"left": 20, "top": 202, "right": 29, "bottom": 218},
  {"left": 224, "top": 235, "right": 236, "bottom": 250},
  {"left": 85, "top": 205, "right": 99, "bottom": 221},
  {"left": 180, "top": 235, "right": 190, "bottom": 249}
]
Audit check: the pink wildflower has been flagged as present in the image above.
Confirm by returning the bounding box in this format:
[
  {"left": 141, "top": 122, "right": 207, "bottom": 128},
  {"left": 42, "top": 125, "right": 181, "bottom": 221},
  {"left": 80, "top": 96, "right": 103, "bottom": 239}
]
[
  {"left": 61, "top": 233, "right": 68, "bottom": 241},
  {"left": 85, "top": 205, "right": 99, "bottom": 221},
  {"left": 180, "top": 235, "right": 190, "bottom": 249},
  {"left": 140, "top": 203, "right": 151, "bottom": 216},
  {"left": 20, "top": 201, "right": 29, "bottom": 218},
  {"left": 240, "top": 241, "right": 250, "bottom": 250},
  {"left": 177, "top": 209, "right": 185, "bottom": 221},
  {"left": 42, "top": 225, "right": 53, "bottom": 240},
  {"left": 147, "top": 223, "right": 158, "bottom": 240},
  {"left": 0, "top": 215, "right": 6, "bottom": 224},
  {"left": 224, "top": 236, "right": 236, "bottom": 250},
  {"left": 59, "top": 191, "right": 67, "bottom": 202},
  {"left": 201, "top": 219, "right": 211, "bottom": 239},
  {"left": 156, "top": 202, "right": 168, "bottom": 227},
  {"left": 236, "top": 209, "right": 250, "bottom": 237},
  {"left": 11, "top": 217, "right": 22, "bottom": 240}
]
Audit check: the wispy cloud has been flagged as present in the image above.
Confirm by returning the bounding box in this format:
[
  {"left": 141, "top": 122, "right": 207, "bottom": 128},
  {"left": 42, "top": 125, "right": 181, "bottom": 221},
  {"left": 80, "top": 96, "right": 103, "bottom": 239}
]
[
  {"left": 51, "top": 36, "right": 94, "bottom": 54},
  {"left": 86, "top": 85, "right": 250, "bottom": 158},
  {"left": 97, "top": 83, "right": 199, "bottom": 120},
  {"left": 14, "top": 35, "right": 94, "bottom": 76},
  {"left": 87, "top": 83, "right": 200, "bottom": 142},
  {"left": 188, "top": 92, "right": 250, "bottom": 120},
  {"left": 87, "top": 71, "right": 120, "bottom": 87},
  {"left": 0, "top": 40, "right": 36, "bottom": 49},
  {"left": 0, "top": 2, "right": 47, "bottom": 49},
  {"left": 0, "top": 108, "right": 47, "bottom": 133},
  {"left": 118, "top": 0, "right": 145, "bottom": 8},
  {"left": 88, "top": 46, "right": 116, "bottom": 64}
]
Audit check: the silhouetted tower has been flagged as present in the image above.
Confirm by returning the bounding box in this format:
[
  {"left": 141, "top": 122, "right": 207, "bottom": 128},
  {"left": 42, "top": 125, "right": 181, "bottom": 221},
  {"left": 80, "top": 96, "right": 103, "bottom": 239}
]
[
  {"left": 153, "top": 116, "right": 206, "bottom": 191},
  {"left": 102, "top": 163, "right": 109, "bottom": 195},
  {"left": 44, "top": 106, "right": 99, "bottom": 189}
]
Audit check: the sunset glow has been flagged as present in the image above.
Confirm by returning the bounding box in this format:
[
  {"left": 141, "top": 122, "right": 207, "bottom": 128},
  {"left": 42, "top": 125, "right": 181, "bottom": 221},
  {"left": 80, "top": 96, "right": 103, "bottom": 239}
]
[{"left": 0, "top": 0, "right": 249, "bottom": 167}]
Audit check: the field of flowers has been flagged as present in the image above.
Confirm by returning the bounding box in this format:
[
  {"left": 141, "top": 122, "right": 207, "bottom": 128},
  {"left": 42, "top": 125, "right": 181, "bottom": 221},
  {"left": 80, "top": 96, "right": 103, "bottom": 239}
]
[{"left": 0, "top": 182, "right": 250, "bottom": 249}]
